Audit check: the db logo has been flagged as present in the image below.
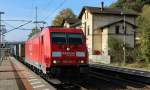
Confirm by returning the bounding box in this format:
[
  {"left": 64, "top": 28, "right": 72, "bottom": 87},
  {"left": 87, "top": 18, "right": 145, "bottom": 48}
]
[{"left": 62, "top": 52, "right": 75, "bottom": 56}]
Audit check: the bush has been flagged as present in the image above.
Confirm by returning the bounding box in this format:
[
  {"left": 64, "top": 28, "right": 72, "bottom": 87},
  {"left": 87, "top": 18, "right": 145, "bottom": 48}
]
[{"left": 108, "top": 37, "right": 135, "bottom": 65}]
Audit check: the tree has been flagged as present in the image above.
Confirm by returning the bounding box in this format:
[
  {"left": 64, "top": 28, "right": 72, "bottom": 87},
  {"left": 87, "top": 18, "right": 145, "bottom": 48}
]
[
  {"left": 52, "top": 8, "right": 77, "bottom": 26},
  {"left": 28, "top": 28, "right": 41, "bottom": 39},
  {"left": 136, "top": 5, "right": 150, "bottom": 63},
  {"left": 110, "top": 0, "right": 150, "bottom": 12}
]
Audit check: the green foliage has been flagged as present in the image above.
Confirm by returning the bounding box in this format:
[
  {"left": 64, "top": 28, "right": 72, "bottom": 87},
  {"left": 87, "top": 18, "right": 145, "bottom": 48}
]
[
  {"left": 108, "top": 37, "right": 135, "bottom": 65},
  {"left": 28, "top": 28, "right": 41, "bottom": 39},
  {"left": 109, "top": 37, "right": 123, "bottom": 50},
  {"left": 110, "top": 0, "right": 150, "bottom": 12},
  {"left": 110, "top": 0, "right": 150, "bottom": 67},
  {"left": 111, "top": 0, "right": 125, "bottom": 8},
  {"left": 108, "top": 37, "right": 124, "bottom": 64},
  {"left": 127, "top": 62, "right": 149, "bottom": 69},
  {"left": 52, "top": 8, "right": 77, "bottom": 26},
  {"left": 136, "top": 5, "right": 150, "bottom": 63}
]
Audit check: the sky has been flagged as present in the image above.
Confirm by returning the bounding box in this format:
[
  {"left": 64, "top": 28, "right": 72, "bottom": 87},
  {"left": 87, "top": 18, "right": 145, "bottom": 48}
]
[{"left": 0, "top": 0, "right": 117, "bottom": 42}]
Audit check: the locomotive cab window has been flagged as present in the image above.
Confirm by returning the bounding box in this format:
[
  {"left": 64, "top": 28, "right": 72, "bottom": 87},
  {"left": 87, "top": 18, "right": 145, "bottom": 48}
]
[
  {"left": 68, "top": 34, "right": 83, "bottom": 44},
  {"left": 51, "top": 33, "right": 67, "bottom": 44},
  {"left": 51, "top": 33, "right": 83, "bottom": 44}
]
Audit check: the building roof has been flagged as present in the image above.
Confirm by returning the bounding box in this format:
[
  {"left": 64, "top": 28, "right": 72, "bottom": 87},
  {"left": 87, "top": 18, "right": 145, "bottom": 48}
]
[
  {"left": 62, "top": 18, "right": 80, "bottom": 26},
  {"left": 96, "top": 19, "right": 137, "bottom": 30},
  {"left": 70, "top": 20, "right": 81, "bottom": 27},
  {"left": 79, "top": 6, "right": 138, "bottom": 19}
]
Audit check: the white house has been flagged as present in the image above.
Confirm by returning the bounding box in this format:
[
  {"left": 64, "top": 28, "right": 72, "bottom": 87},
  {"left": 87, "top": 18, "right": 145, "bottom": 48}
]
[{"left": 78, "top": 4, "right": 138, "bottom": 64}]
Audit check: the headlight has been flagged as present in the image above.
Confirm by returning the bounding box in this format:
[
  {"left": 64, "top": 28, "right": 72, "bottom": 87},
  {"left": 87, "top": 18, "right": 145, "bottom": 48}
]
[
  {"left": 53, "top": 60, "right": 57, "bottom": 64},
  {"left": 78, "top": 60, "right": 85, "bottom": 64},
  {"left": 52, "top": 60, "right": 60, "bottom": 64},
  {"left": 52, "top": 52, "right": 61, "bottom": 57},
  {"left": 80, "top": 60, "right": 84, "bottom": 64},
  {"left": 76, "top": 52, "right": 85, "bottom": 57}
]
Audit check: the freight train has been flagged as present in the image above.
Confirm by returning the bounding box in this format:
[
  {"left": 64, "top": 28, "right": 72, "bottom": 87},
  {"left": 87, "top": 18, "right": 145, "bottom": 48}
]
[
  {"left": 12, "top": 27, "right": 88, "bottom": 75},
  {"left": 10, "top": 42, "right": 25, "bottom": 61}
]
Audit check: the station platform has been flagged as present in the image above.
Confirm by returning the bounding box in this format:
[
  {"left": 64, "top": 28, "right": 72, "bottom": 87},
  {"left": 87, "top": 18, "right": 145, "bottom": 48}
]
[{"left": 0, "top": 57, "right": 56, "bottom": 90}]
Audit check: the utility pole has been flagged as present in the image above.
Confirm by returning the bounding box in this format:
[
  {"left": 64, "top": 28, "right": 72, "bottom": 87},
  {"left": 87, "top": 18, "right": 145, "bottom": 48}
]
[
  {"left": 123, "top": 14, "right": 126, "bottom": 66},
  {"left": 2, "top": 25, "right": 6, "bottom": 47},
  {"left": 35, "top": 6, "right": 38, "bottom": 30},
  {"left": 0, "top": 12, "right": 4, "bottom": 48},
  {"left": 34, "top": 6, "right": 46, "bottom": 31},
  {"left": 121, "top": 12, "right": 126, "bottom": 66}
]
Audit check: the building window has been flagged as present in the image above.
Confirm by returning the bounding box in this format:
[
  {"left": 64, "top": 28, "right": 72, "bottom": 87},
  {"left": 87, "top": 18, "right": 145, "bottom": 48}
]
[
  {"left": 87, "top": 25, "right": 90, "bottom": 35},
  {"left": 84, "top": 22, "right": 86, "bottom": 35},
  {"left": 115, "top": 25, "right": 120, "bottom": 34},
  {"left": 122, "top": 26, "right": 127, "bottom": 34},
  {"left": 101, "top": 29, "right": 103, "bottom": 32},
  {"left": 85, "top": 12, "right": 86, "bottom": 19},
  {"left": 87, "top": 12, "right": 88, "bottom": 19},
  {"left": 85, "top": 11, "right": 88, "bottom": 19}
]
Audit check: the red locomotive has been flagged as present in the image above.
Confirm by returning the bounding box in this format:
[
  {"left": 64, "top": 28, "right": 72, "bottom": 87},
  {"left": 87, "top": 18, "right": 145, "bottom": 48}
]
[{"left": 25, "top": 27, "right": 88, "bottom": 74}]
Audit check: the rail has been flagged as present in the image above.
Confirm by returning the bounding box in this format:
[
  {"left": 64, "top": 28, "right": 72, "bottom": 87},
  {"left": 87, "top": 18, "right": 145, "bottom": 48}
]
[{"left": 90, "top": 64, "right": 150, "bottom": 85}]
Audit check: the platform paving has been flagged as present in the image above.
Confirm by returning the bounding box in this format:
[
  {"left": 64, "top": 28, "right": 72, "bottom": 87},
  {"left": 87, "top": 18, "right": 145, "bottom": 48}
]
[{"left": 0, "top": 57, "right": 56, "bottom": 90}]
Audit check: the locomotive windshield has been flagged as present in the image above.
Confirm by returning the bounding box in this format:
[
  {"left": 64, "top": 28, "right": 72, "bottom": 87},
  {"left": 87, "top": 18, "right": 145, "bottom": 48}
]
[
  {"left": 51, "top": 33, "right": 83, "bottom": 44},
  {"left": 51, "top": 33, "right": 67, "bottom": 44},
  {"left": 68, "top": 34, "right": 83, "bottom": 44}
]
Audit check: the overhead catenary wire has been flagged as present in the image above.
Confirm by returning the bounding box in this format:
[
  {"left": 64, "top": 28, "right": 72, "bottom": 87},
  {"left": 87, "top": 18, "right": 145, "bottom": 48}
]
[
  {"left": 3, "top": 21, "right": 32, "bottom": 31},
  {"left": 1, "top": 20, "right": 32, "bottom": 22},
  {"left": 32, "top": 0, "right": 35, "bottom": 21},
  {"left": 42, "top": 0, "right": 66, "bottom": 21},
  {"left": 1, "top": 0, "right": 66, "bottom": 36},
  {"left": 40, "top": 0, "right": 54, "bottom": 14},
  {"left": 38, "top": 0, "right": 54, "bottom": 20},
  {"left": 2, "top": 21, "right": 32, "bottom": 35}
]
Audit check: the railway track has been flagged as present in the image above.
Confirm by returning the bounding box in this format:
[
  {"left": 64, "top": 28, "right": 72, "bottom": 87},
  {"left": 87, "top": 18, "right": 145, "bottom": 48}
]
[
  {"left": 90, "top": 65, "right": 150, "bottom": 90},
  {"left": 23, "top": 61, "right": 124, "bottom": 90},
  {"left": 41, "top": 74, "right": 87, "bottom": 90},
  {"left": 23, "top": 61, "right": 88, "bottom": 90},
  {"left": 16, "top": 57, "right": 150, "bottom": 90}
]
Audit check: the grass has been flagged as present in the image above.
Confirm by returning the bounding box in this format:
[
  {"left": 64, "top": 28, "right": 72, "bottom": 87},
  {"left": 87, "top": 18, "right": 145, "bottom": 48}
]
[
  {"left": 110, "top": 62, "right": 150, "bottom": 71},
  {"left": 125, "top": 63, "right": 150, "bottom": 71}
]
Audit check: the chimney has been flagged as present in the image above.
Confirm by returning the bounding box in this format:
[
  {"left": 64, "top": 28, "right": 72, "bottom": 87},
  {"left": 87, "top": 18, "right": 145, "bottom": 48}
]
[{"left": 101, "top": 2, "right": 104, "bottom": 11}]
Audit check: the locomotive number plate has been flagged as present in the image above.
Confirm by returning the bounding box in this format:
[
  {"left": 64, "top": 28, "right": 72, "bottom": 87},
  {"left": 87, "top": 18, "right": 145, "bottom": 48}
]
[
  {"left": 62, "top": 52, "right": 75, "bottom": 56},
  {"left": 62, "top": 60, "right": 74, "bottom": 63}
]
